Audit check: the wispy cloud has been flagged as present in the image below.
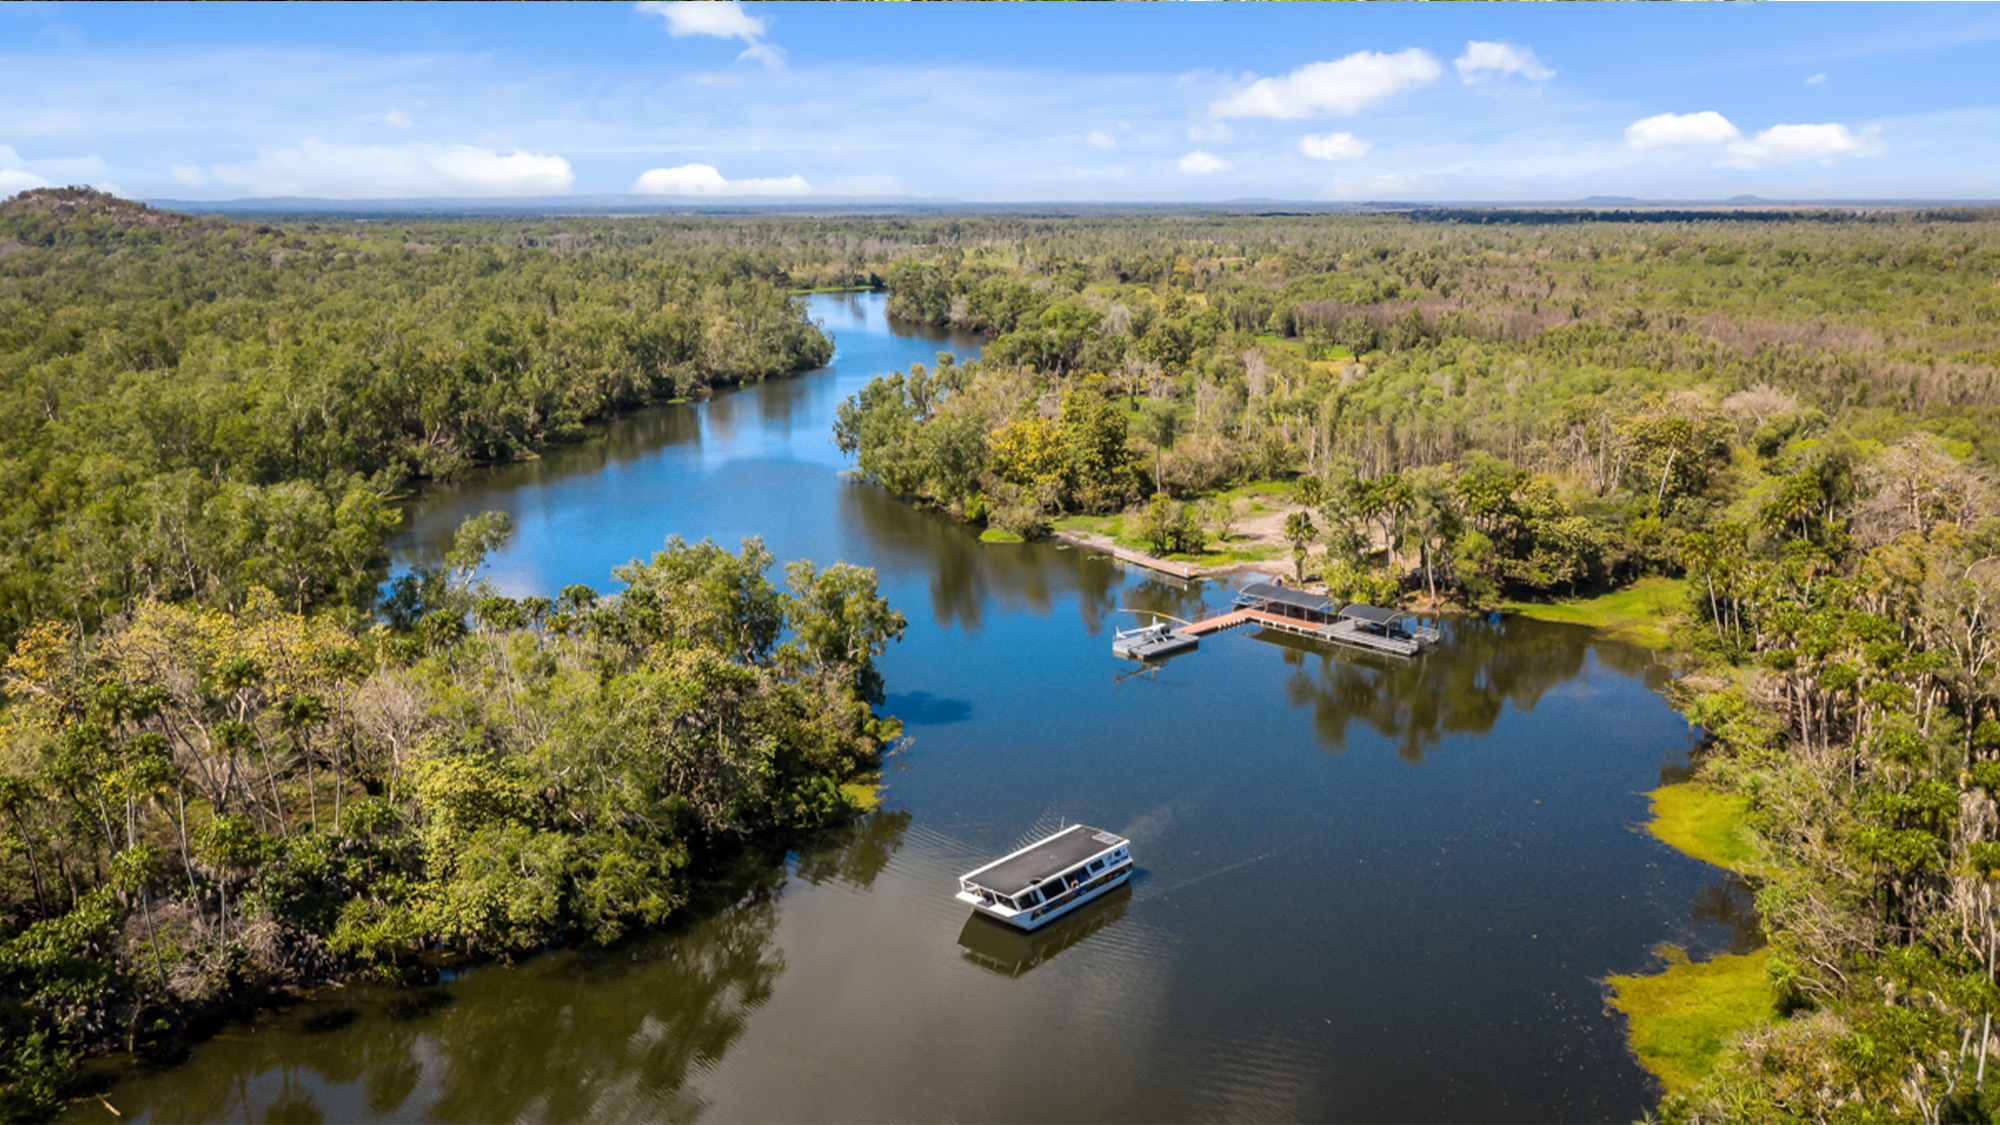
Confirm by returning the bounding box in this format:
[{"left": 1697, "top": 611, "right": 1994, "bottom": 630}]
[
  {"left": 1454, "top": 41, "right": 1553, "bottom": 84},
  {"left": 1178, "top": 150, "right": 1232, "bottom": 175},
  {"left": 1210, "top": 49, "right": 1440, "bottom": 120},
  {"left": 632, "top": 162, "right": 810, "bottom": 195},
  {"left": 210, "top": 139, "right": 574, "bottom": 197},
  {"left": 0, "top": 143, "right": 113, "bottom": 197},
  {"left": 1085, "top": 130, "right": 1117, "bottom": 151},
  {"left": 1299, "top": 132, "right": 1370, "bottom": 161}
]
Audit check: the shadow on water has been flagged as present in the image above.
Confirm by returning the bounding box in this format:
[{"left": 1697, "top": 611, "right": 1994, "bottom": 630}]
[
  {"left": 956, "top": 886, "right": 1133, "bottom": 979},
  {"left": 71, "top": 813, "right": 911, "bottom": 1124},
  {"left": 882, "top": 690, "right": 972, "bottom": 727}
]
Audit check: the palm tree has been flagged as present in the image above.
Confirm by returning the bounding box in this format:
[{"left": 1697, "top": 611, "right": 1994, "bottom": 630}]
[{"left": 1284, "top": 511, "right": 1317, "bottom": 582}]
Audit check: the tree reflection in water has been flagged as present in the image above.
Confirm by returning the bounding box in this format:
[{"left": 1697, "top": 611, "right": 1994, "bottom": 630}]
[
  {"left": 1261, "top": 615, "right": 1647, "bottom": 761},
  {"left": 79, "top": 813, "right": 912, "bottom": 1124},
  {"left": 1690, "top": 873, "right": 1766, "bottom": 956},
  {"left": 843, "top": 483, "right": 1121, "bottom": 634}
]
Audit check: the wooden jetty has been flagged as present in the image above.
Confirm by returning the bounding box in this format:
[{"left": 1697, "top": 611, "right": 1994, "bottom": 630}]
[{"left": 1173, "top": 583, "right": 1442, "bottom": 658}]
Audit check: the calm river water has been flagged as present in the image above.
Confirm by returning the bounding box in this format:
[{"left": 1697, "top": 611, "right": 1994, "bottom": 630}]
[{"left": 75, "top": 294, "right": 1755, "bottom": 1123}]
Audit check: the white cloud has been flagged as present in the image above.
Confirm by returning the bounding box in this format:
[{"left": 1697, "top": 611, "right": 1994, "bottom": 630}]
[
  {"left": 1300, "top": 132, "right": 1370, "bottom": 161},
  {"left": 1325, "top": 173, "right": 1419, "bottom": 199},
  {"left": 384, "top": 108, "right": 413, "bottom": 128},
  {"left": 1625, "top": 111, "right": 1742, "bottom": 149},
  {"left": 1805, "top": 73, "right": 1828, "bottom": 86},
  {"left": 0, "top": 168, "right": 53, "bottom": 196},
  {"left": 635, "top": 1, "right": 764, "bottom": 41},
  {"left": 1187, "top": 121, "right": 1234, "bottom": 143},
  {"left": 1085, "top": 130, "right": 1117, "bottom": 151},
  {"left": 170, "top": 164, "right": 204, "bottom": 186},
  {"left": 1210, "top": 49, "right": 1440, "bottom": 120},
  {"left": 0, "top": 145, "right": 113, "bottom": 196},
  {"left": 1455, "top": 41, "right": 1553, "bottom": 84},
  {"left": 1723, "top": 123, "right": 1884, "bottom": 168},
  {"left": 636, "top": 1, "right": 783, "bottom": 70},
  {"left": 210, "top": 139, "right": 574, "bottom": 197},
  {"left": 1177, "top": 150, "right": 1232, "bottom": 175},
  {"left": 632, "top": 163, "right": 811, "bottom": 195}
]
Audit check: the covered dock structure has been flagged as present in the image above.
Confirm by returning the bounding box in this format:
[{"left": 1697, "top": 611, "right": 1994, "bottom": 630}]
[{"left": 1194, "top": 582, "right": 1440, "bottom": 657}]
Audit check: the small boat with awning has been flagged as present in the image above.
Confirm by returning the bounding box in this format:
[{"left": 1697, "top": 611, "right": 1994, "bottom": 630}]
[
  {"left": 1111, "top": 619, "right": 1198, "bottom": 660},
  {"left": 955, "top": 825, "right": 1134, "bottom": 931}
]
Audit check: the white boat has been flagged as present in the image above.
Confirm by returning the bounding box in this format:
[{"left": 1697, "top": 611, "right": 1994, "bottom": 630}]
[
  {"left": 1111, "top": 620, "right": 1198, "bottom": 660},
  {"left": 955, "top": 825, "right": 1134, "bottom": 931}
]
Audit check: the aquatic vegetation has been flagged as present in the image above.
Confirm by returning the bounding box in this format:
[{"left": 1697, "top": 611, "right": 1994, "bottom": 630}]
[
  {"left": 1645, "top": 783, "right": 1762, "bottom": 875},
  {"left": 1608, "top": 945, "right": 1777, "bottom": 1094}
]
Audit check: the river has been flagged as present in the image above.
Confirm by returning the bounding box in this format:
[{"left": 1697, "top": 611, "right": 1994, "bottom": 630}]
[{"left": 73, "top": 293, "right": 1756, "bottom": 1122}]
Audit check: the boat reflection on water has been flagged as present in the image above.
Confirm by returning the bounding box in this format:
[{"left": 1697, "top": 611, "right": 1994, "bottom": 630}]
[{"left": 956, "top": 885, "right": 1133, "bottom": 978}]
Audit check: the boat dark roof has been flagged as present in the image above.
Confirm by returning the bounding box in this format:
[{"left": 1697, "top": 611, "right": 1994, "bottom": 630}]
[
  {"left": 1238, "top": 583, "right": 1335, "bottom": 614},
  {"left": 1338, "top": 603, "right": 1401, "bottom": 625},
  {"left": 963, "top": 825, "right": 1126, "bottom": 897}
]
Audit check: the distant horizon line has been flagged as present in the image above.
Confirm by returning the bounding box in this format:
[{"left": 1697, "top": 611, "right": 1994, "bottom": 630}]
[{"left": 113, "top": 191, "right": 2000, "bottom": 216}]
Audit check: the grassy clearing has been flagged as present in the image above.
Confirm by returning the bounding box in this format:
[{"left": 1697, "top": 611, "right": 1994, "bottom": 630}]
[
  {"left": 1053, "top": 512, "right": 1282, "bottom": 567},
  {"left": 1501, "top": 576, "right": 1685, "bottom": 649},
  {"left": 1165, "top": 541, "right": 1284, "bottom": 566},
  {"left": 1647, "top": 782, "right": 1762, "bottom": 875},
  {"left": 1607, "top": 946, "right": 1777, "bottom": 1094},
  {"left": 979, "top": 528, "right": 1025, "bottom": 544}
]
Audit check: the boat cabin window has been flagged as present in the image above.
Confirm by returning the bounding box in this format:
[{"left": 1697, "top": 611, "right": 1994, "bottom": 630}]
[
  {"left": 1019, "top": 889, "right": 1042, "bottom": 907},
  {"left": 998, "top": 895, "right": 1019, "bottom": 910},
  {"left": 1089, "top": 859, "right": 1106, "bottom": 874}
]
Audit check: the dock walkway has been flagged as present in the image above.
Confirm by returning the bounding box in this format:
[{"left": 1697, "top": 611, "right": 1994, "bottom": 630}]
[{"left": 1181, "top": 607, "right": 1427, "bottom": 657}]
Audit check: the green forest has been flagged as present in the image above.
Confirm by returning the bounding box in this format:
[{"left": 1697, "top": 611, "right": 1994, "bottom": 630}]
[
  {"left": 10, "top": 184, "right": 2000, "bottom": 1120},
  {"left": 0, "top": 189, "right": 892, "bottom": 1121},
  {"left": 830, "top": 205, "right": 2000, "bottom": 1121}
]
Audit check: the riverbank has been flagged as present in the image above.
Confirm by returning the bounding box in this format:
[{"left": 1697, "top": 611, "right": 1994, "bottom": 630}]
[
  {"left": 1608, "top": 779, "right": 1776, "bottom": 1096},
  {"left": 1500, "top": 577, "right": 1686, "bottom": 649},
  {"left": 1045, "top": 529, "right": 1286, "bottom": 580}
]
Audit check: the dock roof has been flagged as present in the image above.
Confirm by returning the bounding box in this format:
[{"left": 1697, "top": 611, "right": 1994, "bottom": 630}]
[
  {"left": 1238, "top": 583, "right": 1335, "bottom": 614},
  {"left": 962, "top": 825, "right": 1126, "bottom": 897},
  {"left": 1338, "top": 603, "right": 1401, "bottom": 625}
]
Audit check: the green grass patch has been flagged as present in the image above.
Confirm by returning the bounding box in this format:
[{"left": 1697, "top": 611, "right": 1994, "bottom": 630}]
[
  {"left": 1501, "top": 576, "right": 1685, "bottom": 649},
  {"left": 1647, "top": 782, "right": 1762, "bottom": 875},
  {"left": 840, "top": 780, "right": 883, "bottom": 813},
  {"left": 1167, "top": 542, "right": 1285, "bottom": 566},
  {"left": 979, "top": 528, "right": 1024, "bottom": 544},
  {"left": 1607, "top": 946, "right": 1777, "bottom": 1094}
]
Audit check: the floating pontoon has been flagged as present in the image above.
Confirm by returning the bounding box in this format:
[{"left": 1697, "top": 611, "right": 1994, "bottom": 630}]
[{"left": 956, "top": 825, "right": 1134, "bottom": 931}]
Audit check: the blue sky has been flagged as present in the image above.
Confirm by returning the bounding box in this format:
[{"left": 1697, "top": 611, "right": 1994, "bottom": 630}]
[{"left": 3, "top": 1, "right": 1997, "bottom": 203}]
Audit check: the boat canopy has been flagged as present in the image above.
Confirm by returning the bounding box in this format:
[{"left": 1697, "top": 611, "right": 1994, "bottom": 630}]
[
  {"left": 960, "top": 825, "right": 1128, "bottom": 898},
  {"left": 1237, "top": 583, "right": 1335, "bottom": 614},
  {"left": 1338, "top": 604, "right": 1402, "bottom": 626}
]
